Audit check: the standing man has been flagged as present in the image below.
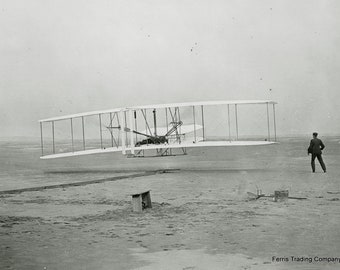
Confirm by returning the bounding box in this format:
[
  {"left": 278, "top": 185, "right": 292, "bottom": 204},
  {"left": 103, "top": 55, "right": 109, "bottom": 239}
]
[{"left": 308, "top": 132, "right": 326, "bottom": 173}]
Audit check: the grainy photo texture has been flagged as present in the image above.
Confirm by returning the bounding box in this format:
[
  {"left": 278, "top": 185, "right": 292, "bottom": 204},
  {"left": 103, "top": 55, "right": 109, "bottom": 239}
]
[{"left": 0, "top": 1, "right": 339, "bottom": 269}]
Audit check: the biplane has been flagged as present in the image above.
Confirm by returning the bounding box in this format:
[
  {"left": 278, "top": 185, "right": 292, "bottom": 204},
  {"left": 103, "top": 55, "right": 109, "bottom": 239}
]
[{"left": 39, "top": 100, "right": 278, "bottom": 159}]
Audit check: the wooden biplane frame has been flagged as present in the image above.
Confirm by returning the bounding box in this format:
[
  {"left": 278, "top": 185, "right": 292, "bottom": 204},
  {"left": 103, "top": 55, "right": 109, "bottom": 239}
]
[{"left": 39, "top": 100, "right": 277, "bottom": 159}]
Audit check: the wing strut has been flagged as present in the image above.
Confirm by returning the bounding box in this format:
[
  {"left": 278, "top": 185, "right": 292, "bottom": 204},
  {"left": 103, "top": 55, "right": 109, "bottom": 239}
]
[
  {"left": 153, "top": 109, "right": 157, "bottom": 136},
  {"left": 81, "top": 116, "right": 85, "bottom": 150},
  {"left": 109, "top": 112, "right": 114, "bottom": 147},
  {"left": 168, "top": 108, "right": 179, "bottom": 142},
  {"left": 193, "top": 106, "right": 197, "bottom": 142},
  {"left": 235, "top": 104, "right": 239, "bottom": 140},
  {"left": 227, "top": 104, "right": 231, "bottom": 142},
  {"left": 99, "top": 114, "right": 103, "bottom": 149},
  {"left": 70, "top": 118, "right": 74, "bottom": 152},
  {"left": 176, "top": 107, "right": 182, "bottom": 143},
  {"left": 129, "top": 110, "right": 135, "bottom": 154},
  {"left": 52, "top": 121, "right": 55, "bottom": 154},
  {"left": 107, "top": 112, "right": 120, "bottom": 148},
  {"left": 273, "top": 104, "right": 277, "bottom": 141},
  {"left": 40, "top": 122, "right": 44, "bottom": 156},
  {"left": 120, "top": 110, "right": 126, "bottom": 154},
  {"left": 165, "top": 108, "right": 169, "bottom": 134},
  {"left": 134, "top": 111, "right": 138, "bottom": 142},
  {"left": 266, "top": 102, "right": 270, "bottom": 141},
  {"left": 124, "top": 111, "right": 128, "bottom": 147},
  {"left": 201, "top": 105, "right": 205, "bottom": 141}
]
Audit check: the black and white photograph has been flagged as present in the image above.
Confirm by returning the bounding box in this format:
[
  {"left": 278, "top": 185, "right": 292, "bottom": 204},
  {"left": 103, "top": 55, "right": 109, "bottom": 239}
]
[{"left": 1, "top": 0, "right": 339, "bottom": 269}]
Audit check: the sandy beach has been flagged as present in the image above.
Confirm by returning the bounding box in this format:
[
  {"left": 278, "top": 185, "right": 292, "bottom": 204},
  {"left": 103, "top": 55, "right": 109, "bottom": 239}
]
[{"left": 1, "top": 137, "right": 340, "bottom": 269}]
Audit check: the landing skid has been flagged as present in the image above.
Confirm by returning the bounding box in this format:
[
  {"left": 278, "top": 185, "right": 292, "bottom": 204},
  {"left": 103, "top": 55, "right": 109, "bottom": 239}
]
[{"left": 127, "top": 147, "right": 187, "bottom": 158}]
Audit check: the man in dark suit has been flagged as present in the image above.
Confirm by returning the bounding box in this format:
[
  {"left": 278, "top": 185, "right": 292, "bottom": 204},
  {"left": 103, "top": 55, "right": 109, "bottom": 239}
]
[{"left": 308, "top": 132, "right": 326, "bottom": 173}]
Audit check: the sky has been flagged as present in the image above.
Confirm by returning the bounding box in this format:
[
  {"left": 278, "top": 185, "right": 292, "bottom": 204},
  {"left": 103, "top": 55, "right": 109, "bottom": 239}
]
[{"left": 1, "top": 0, "right": 340, "bottom": 138}]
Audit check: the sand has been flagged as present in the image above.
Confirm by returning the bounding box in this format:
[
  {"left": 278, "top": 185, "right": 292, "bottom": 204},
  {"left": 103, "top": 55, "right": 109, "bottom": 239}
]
[{"left": 0, "top": 137, "right": 340, "bottom": 269}]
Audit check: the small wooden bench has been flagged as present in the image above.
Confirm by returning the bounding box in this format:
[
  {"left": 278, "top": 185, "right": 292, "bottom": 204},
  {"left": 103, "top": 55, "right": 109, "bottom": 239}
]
[{"left": 131, "top": 190, "right": 152, "bottom": 212}]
